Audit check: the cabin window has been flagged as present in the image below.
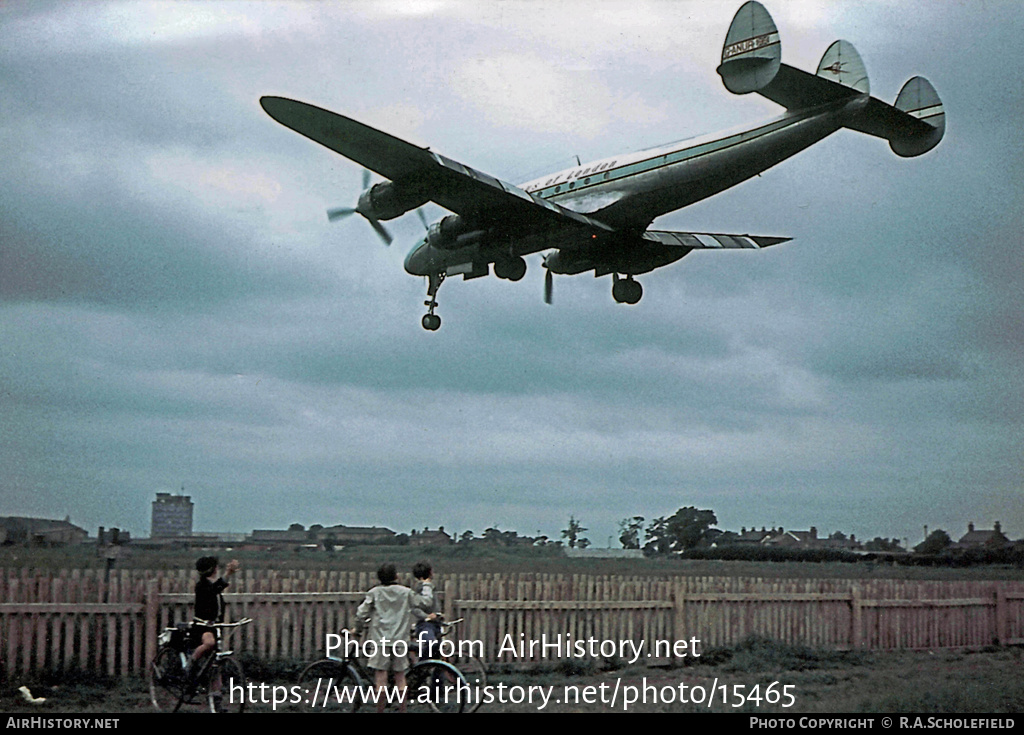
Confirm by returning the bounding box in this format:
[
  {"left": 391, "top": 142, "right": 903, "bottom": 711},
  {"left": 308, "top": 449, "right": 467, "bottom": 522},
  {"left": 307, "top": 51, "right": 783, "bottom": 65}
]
[{"left": 584, "top": 177, "right": 591, "bottom": 184}]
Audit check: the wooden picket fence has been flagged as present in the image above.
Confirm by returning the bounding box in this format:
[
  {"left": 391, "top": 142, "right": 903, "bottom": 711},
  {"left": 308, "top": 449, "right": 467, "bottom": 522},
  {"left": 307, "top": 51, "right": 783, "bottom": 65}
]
[{"left": 2, "top": 568, "right": 1023, "bottom": 679}]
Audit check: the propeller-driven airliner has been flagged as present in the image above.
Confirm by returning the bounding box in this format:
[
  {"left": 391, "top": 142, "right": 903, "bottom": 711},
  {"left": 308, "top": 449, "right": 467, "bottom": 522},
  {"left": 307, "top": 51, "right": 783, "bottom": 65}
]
[{"left": 261, "top": 2, "right": 944, "bottom": 330}]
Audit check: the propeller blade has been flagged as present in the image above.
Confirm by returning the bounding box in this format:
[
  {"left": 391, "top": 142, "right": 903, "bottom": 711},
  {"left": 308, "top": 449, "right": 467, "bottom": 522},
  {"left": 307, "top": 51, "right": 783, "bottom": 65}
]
[
  {"left": 327, "top": 207, "right": 357, "bottom": 222},
  {"left": 416, "top": 209, "right": 429, "bottom": 231},
  {"left": 367, "top": 217, "right": 393, "bottom": 246},
  {"left": 327, "top": 169, "right": 392, "bottom": 245},
  {"left": 544, "top": 269, "right": 553, "bottom": 305}
]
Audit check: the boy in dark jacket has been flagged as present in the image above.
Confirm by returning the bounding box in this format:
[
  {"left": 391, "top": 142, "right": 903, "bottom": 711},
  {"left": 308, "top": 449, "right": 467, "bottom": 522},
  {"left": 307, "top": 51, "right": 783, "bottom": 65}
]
[{"left": 191, "top": 556, "right": 239, "bottom": 709}]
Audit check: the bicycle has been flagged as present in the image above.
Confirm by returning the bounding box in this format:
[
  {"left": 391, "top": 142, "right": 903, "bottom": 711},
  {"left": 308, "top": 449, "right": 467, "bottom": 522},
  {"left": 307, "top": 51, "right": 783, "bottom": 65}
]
[
  {"left": 431, "top": 616, "right": 487, "bottom": 713},
  {"left": 298, "top": 631, "right": 467, "bottom": 713},
  {"left": 149, "top": 617, "right": 252, "bottom": 713}
]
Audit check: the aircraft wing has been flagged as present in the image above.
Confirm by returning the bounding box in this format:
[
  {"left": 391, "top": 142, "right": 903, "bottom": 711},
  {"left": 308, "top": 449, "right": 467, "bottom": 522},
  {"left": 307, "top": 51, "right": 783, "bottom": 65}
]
[
  {"left": 260, "top": 96, "right": 613, "bottom": 234},
  {"left": 642, "top": 231, "right": 791, "bottom": 249}
]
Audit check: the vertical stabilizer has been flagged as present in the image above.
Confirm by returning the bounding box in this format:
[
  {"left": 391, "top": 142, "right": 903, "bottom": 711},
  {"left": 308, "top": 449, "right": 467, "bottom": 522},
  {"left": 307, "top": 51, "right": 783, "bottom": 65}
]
[
  {"left": 816, "top": 40, "right": 869, "bottom": 95},
  {"left": 717, "top": 1, "right": 781, "bottom": 94},
  {"left": 890, "top": 77, "right": 945, "bottom": 157},
  {"left": 844, "top": 75, "right": 945, "bottom": 157}
]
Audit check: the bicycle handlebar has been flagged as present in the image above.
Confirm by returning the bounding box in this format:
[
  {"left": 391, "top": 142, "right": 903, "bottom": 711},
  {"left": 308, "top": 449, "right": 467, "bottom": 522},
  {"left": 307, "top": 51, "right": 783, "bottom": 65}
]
[
  {"left": 438, "top": 617, "right": 464, "bottom": 632},
  {"left": 216, "top": 618, "right": 254, "bottom": 628},
  {"left": 193, "top": 617, "right": 253, "bottom": 629}
]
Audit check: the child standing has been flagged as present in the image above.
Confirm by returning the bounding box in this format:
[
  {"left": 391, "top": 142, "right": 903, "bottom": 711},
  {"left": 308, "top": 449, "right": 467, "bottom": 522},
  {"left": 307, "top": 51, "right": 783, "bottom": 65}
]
[
  {"left": 356, "top": 563, "right": 434, "bottom": 712},
  {"left": 411, "top": 561, "right": 440, "bottom": 659}
]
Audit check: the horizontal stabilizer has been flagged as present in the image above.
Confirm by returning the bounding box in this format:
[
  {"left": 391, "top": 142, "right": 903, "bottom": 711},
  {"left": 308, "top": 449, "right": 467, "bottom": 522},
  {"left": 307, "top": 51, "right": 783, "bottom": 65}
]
[
  {"left": 756, "top": 41, "right": 868, "bottom": 110},
  {"left": 643, "top": 231, "right": 791, "bottom": 249},
  {"left": 845, "top": 76, "right": 945, "bottom": 157},
  {"left": 717, "top": 1, "right": 781, "bottom": 94}
]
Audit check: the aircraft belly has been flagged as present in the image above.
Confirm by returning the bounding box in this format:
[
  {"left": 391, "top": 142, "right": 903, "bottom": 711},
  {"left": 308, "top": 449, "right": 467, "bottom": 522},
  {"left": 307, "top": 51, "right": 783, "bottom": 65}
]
[
  {"left": 612, "top": 245, "right": 690, "bottom": 276},
  {"left": 410, "top": 226, "right": 586, "bottom": 278},
  {"left": 547, "top": 235, "right": 691, "bottom": 277}
]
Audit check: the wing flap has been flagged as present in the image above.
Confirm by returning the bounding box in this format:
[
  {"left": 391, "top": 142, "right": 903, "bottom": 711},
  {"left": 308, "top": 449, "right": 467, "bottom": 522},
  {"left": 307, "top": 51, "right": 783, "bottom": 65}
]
[{"left": 643, "top": 231, "right": 791, "bottom": 249}]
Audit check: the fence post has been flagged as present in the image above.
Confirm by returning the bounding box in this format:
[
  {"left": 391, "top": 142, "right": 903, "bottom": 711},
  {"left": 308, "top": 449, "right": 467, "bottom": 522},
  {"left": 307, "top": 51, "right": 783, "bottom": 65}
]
[
  {"left": 994, "top": 585, "right": 1006, "bottom": 646},
  {"left": 672, "top": 578, "right": 686, "bottom": 664},
  {"left": 850, "top": 586, "right": 862, "bottom": 649},
  {"left": 443, "top": 578, "right": 455, "bottom": 621},
  {"left": 144, "top": 579, "right": 159, "bottom": 671}
]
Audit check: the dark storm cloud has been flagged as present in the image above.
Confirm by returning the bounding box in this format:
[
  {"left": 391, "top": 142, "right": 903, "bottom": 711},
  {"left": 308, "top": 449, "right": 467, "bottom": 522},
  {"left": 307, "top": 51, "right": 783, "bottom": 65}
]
[
  {"left": 0, "top": 186, "right": 320, "bottom": 309},
  {"left": 0, "top": 11, "right": 348, "bottom": 311}
]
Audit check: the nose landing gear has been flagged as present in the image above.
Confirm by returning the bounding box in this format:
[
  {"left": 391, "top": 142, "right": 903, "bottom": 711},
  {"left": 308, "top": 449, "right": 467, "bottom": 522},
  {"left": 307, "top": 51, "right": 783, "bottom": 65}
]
[
  {"left": 421, "top": 272, "right": 445, "bottom": 330},
  {"left": 422, "top": 312, "right": 441, "bottom": 330}
]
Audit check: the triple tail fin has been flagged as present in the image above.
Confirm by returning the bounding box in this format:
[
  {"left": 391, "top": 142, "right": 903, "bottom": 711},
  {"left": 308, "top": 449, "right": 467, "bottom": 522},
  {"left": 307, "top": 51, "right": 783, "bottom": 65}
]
[
  {"left": 846, "top": 76, "right": 945, "bottom": 157},
  {"left": 717, "top": 2, "right": 944, "bottom": 157},
  {"left": 717, "top": 0, "right": 780, "bottom": 94}
]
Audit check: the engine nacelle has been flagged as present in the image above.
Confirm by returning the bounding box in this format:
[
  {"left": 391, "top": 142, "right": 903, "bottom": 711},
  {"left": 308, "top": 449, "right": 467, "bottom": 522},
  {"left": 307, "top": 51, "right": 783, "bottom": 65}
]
[
  {"left": 357, "top": 181, "right": 429, "bottom": 221},
  {"left": 543, "top": 250, "right": 593, "bottom": 275},
  {"left": 427, "top": 215, "right": 486, "bottom": 250}
]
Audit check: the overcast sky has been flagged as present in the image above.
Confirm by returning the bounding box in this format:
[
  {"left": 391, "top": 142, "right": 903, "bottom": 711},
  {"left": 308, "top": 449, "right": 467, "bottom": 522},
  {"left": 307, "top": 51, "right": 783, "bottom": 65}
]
[{"left": 2, "top": 1, "right": 1021, "bottom": 549}]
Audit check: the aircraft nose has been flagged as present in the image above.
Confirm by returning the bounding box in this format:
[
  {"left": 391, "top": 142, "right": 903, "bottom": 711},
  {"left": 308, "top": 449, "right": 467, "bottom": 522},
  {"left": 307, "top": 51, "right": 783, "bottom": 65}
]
[{"left": 404, "top": 239, "right": 430, "bottom": 276}]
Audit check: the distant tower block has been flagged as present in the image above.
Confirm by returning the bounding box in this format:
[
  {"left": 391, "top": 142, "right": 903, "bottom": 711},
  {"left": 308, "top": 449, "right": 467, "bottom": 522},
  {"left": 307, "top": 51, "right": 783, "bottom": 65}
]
[{"left": 151, "top": 492, "right": 194, "bottom": 537}]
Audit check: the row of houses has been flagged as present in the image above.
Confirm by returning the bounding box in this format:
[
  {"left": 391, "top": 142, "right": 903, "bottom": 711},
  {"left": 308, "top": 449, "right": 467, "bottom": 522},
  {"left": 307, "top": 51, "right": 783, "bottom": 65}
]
[
  {"left": 0, "top": 517, "right": 90, "bottom": 547},
  {"left": 245, "top": 525, "right": 453, "bottom": 549},
  {"left": 705, "top": 526, "right": 867, "bottom": 550},
  {"left": 1, "top": 513, "right": 1016, "bottom": 556},
  {"left": 702, "top": 522, "right": 1014, "bottom": 553},
  {"left": 946, "top": 521, "right": 1013, "bottom": 550},
  {"left": 0, "top": 515, "right": 455, "bottom": 550}
]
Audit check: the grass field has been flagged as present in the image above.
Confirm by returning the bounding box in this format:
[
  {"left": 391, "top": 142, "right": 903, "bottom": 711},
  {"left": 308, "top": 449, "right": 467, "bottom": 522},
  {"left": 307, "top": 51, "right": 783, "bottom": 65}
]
[{"left": 2, "top": 640, "right": 1021, "bottom": 714}]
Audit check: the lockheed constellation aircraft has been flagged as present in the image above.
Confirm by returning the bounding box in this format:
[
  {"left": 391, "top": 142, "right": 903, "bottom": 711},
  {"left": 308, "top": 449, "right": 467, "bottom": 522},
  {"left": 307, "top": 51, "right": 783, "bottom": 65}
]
[{"left": 261, "top": 2, "right": 944, "bottom": 330}]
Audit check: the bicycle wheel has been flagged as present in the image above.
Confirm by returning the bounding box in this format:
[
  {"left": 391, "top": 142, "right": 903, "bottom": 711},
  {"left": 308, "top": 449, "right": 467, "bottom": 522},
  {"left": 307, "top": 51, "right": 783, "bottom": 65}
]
[
  {"left": 149, "top": 647, "right": 186, "bottom": 712},
  {"left": 208, "top": 656, "right": 245, "bottom": 713},
  {"left": 457, "top": 656, "right": 487, "bottom": 712},
  {"left": 176, "top": 652, "right": 216, "bottom": 710},
  {"left": 297, "top": 659, "right": 363, "bottom": 712},
  {"left": 407, "top": 661, "right": 466, "bottom": 713}
]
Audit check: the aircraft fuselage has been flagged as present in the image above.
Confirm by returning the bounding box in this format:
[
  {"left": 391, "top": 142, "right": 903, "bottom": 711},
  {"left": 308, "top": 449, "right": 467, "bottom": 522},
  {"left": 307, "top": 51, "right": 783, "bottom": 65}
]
[{"left": 403, "top": 98, "right": 855, "bottom": 278}]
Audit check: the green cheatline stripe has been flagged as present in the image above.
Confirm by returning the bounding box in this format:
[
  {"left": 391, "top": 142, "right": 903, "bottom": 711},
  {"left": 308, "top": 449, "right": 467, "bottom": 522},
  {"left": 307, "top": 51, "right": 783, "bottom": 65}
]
[
  {"left": 532, "top": 109, "right": 820, "bottom": 201},
  {"left": 908, "top": 104, "right": 943, "bottom": 119}
]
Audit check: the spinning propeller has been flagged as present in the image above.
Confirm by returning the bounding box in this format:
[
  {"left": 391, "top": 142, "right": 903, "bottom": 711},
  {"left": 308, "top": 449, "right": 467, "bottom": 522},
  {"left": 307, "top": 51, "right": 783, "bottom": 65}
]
[
  {"left": 326, "top": 170, "right": 393, "bottom": 245},
  {"left": 542, "top": 253, "right": 554, "bottom": 305}
]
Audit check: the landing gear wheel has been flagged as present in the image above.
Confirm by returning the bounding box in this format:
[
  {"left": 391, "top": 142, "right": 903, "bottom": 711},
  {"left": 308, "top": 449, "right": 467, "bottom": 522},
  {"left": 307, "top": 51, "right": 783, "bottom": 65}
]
[
  {"left": 494, "top": 257, "right": 527, "bottom": 281},
  {"left": 421, "top": 272, "right": 445, "bottom": 330},
  {"left": 422, "top": 314, "right": 441, "bottom": 331},
  {"left": 612, "top": 277, "right": 643, "bottom": 304}
]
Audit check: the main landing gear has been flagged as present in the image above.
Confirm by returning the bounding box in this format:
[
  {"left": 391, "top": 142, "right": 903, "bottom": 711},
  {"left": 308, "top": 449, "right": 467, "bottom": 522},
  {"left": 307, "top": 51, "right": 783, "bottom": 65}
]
[
  {"left": 421, "top": 272, "right": 445, "bottom": 331},
  {"left": 612, "top": 274, "right": 643, "bottom": 304},
  {"left": 493, "top": 256, "right": 526, "bottom": 281}
]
